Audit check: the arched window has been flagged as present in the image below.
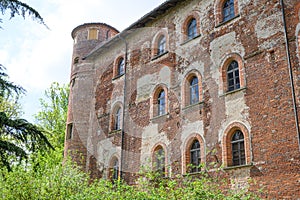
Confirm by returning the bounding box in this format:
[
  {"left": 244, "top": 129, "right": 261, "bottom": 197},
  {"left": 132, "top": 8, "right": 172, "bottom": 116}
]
[
  {"left": 157, "top": 90, "right": 166, "bottom": 116},
  {"left": 231, "top": 130, "right": 245, "bottom": 166},
  {"left": 154, "top": 146, "right": 165, "bottom": 175},
  {"left": 227, "top": 60, "right": 240, "bottom": 92},
  {"left": 117, "top": 58, "right": 125, "bottom": 76},
  {"left": 190, "top": 77, "right": 199, "bottom": 105},
  {"left": 114, "top": 107, "right": 121, "bottom": 130},
  {"left": 111, "top": 158, "right": 119, "bottom": 180},
  {"left": 187, "top": 18, "right": 197, "bottom": 39},
  {"left": 223, "top": 0, "right": 235, "bottom": 22},
  {"left": 190, "top": 139, "right": 201, "bottom": 173},
  {"left": 157, "top": 35, "right": 166, "bottom": 56}
]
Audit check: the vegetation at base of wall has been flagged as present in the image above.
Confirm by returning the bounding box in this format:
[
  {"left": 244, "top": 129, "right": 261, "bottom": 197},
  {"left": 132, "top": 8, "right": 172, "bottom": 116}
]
[{"left": 0, "top": 149, "right": 260, "bottom": 200}]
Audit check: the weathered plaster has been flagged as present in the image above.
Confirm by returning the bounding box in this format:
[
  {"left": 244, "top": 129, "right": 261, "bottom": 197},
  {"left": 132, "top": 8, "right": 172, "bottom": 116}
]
[
  {"left": 136, "top": 66, "right": 171, "bottom": 102},
  {"left": 255, "top": 14, "right": 283, "bottom": 39},
  {"left": 140, "top": 123, "right": 170, "bottom": 167},
  {"left": 210, "top": 31, "right": 245, "bottom": 85}
]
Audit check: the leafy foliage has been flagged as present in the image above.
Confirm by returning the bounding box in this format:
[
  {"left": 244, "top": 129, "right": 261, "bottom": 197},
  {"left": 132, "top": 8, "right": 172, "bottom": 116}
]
[
  {"left": 0, "top": 0, "right": 46, "bottom": 26},
  {"left": 0, "top": 66, "right": 52, "bottom": 171},
  {"left": 35, "top": 82, "right": 69, "bottom": 149},
  {"left": 0, "top": 153, "right": 260, "bottom": 200}
]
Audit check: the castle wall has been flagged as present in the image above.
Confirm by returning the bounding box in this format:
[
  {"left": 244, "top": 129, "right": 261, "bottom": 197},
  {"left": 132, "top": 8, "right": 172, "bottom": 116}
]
[{"left": 66, "top": 0, "right": 300, "bottom": 198}]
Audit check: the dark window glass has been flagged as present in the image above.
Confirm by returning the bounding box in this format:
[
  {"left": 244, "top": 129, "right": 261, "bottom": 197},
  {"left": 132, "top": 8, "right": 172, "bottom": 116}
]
[
  {"left": 157, "top": 35, "right": 166, "bottom": 55},
  {"left": 190, "top": 140, "right": 201, "bottom": 173},
  {"left": 231, "top": 130, "right": 245, "bottom": 166},
  {"left": 67, "top": 123, "right": 73, "bottom": 139},
  {"left": 227, "top": 61, "right": 240, "bottom": 92},
  {"left": 158, "top": 90, "right": 166, "bottom": 116},
  {"left": 118, "top": 58, "right": 125, "bottom": 76},
  {"left": 112, "top": 159, "right": 119, "bottom": 180},
  {"left": 154, "top": 147, "right": 165, "bottom": 175},
  {"left": 114, "top": 108, "right": 121, "bottom": 130},
  {"left": 74, "top": 57, "right": 79, "bottom": 64},
  {"left": 187, "top": 18, "right": 197, "bottom": 39},
  {"left": 223, "top": 0, "right": 235, "bottom": 22},
  {"left": 190, "top": 77, "right": 199, "bottom": 105}
]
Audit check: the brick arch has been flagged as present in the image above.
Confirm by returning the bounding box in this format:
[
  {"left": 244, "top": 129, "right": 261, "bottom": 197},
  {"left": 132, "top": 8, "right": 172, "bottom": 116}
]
[
  {"left": 219, "top": 53, "right": 245, "bottom": 93},
  {"left": 182, "top": 12, "right": 201, "bottom": 41},
  {"left": 109, "top": 101, "right": 123, "bottom": 131},
  {"left": 181, "top": 69, "right": 203, "bottom": 107},
  {"left": 151, "top": 143, "right": 168, "bottom": 175},
  {"left": 182, "top": 133, "right": 205, "bottom": 174},
  {"left": 214, "top": 0, "right": 239, "bottom": 25},
  {"left": 221, "top": 122, "right": 252, "bottom": 167},
  {"left": 151, "top": 29, "right": 169, "bottom": 57},
  {"left": 108, "top": 154, "right": 120, "bottom": 180},
  {"left": 150, "top": 84, "right": 169, "bottom": 118}
]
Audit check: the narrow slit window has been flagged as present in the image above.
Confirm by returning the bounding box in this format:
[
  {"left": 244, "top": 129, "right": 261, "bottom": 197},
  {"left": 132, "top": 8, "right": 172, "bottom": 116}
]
[
  {"left": 67, "top": 123, "right": 73, "bottom": 140},
  {"left": 157, "top": 90, "right": 166, "bottom": 116},
  {"left": 118, "top": 58, "right": 125, "bottom": 76},
  {"left": 114, "top": 108, "right": 121, "bottom": 130}
]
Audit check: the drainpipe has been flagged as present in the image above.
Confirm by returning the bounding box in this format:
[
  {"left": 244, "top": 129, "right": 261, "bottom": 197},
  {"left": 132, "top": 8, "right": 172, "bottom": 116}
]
[
  {"left": 280, "top": 0, "right": 300, "bottom": 151},
  {"left": 118, "top": 33, "right": 128, "bottom": 179}
]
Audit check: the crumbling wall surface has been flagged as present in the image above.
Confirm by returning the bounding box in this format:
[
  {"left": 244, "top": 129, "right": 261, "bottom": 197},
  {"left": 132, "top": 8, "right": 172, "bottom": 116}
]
[{"left": 66, "top": 0, "right": 300, "bottom": 198}]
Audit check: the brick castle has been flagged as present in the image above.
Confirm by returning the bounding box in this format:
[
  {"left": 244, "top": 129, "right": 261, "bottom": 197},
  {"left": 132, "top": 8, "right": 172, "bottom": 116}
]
[{"left": 64, "top": 0, "right": 300, "bottom": 198}]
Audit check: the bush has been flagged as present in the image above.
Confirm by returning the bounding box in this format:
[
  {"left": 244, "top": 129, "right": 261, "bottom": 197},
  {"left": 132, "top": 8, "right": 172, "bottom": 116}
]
[{"left": 0, "top": 151, "right": 259, "bottom": 200}]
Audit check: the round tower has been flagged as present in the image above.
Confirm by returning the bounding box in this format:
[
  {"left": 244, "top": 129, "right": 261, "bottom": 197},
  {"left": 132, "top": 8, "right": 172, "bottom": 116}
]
[
  {"left": 65, "top": 23, "right": 119, "bottom": 170},
  {"left": 70, "top": 23, "right": 119, "bottom": 72}
]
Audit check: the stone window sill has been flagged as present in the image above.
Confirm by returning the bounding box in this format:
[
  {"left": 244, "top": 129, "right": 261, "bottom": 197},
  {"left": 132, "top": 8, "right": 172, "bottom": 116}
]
[
  {"left": 223, "top": 163, "right": 253, "bottom": 171},
  {"left": 108, "top": 129, "right": 122, "bottom": 136},
  {"left": 180, "top": 34, "right": 201, "bottom": 46},
  {"left": 112, "top": 73, "right": 124, "bottom": 81},
  {"left": 219, "top": 87, "right": 246, "bottom": 97},
  {"left": 182, "top": 101, "right": 204, "bottom": 111},
  {"left": 151, "top": 51, "right": 169, "bottom": 61},
  {"left": 183, "top": 170, "right": 205, "bottom": 176},
  {"left": 215, "top": 14, "right": 240, "bottom": 28},
  {"left": 151, "top": 113, "right": 169, "bottom": 121}
]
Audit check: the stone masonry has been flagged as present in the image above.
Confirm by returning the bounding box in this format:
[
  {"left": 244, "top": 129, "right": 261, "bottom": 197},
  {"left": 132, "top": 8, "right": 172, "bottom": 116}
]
[{"left": 64, "top": 0, "right": 300, "bottom": 198}]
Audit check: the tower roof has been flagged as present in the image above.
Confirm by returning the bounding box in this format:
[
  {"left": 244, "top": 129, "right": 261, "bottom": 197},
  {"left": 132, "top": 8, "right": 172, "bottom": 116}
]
[
  {"left": 82, "top": 0, "right": 182, "bottom": 59},
  {"left": 71, "top": 22, "right": 119, "bottom": 39}
]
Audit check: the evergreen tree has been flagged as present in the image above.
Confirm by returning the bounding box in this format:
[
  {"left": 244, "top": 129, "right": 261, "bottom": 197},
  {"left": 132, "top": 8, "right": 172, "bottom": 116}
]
[
  {"left": 0, "top": 0, "right": 46, "bottom": 26},
  {"left": 0, "top": 65, "right": 52, "bottom": 171}
]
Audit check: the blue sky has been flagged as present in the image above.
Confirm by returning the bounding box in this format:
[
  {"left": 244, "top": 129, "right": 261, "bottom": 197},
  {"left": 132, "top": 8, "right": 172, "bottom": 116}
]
[{"left": 0, "top": 0, "right": 165, "bottom": 122}]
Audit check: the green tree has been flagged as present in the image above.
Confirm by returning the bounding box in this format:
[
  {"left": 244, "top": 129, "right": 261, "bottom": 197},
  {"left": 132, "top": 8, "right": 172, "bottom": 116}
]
[
  {"left": 0, "top": 66, "right": 52, "bottom": 171},
  {"left": 0, "top": 0, "right": 46, "bottom": 27},
  {"left": 35, "top": 82, "right": 69, "bottom": 149},
  {"left": 0, "top": 155, "right": 260, "bottom": 200}
]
